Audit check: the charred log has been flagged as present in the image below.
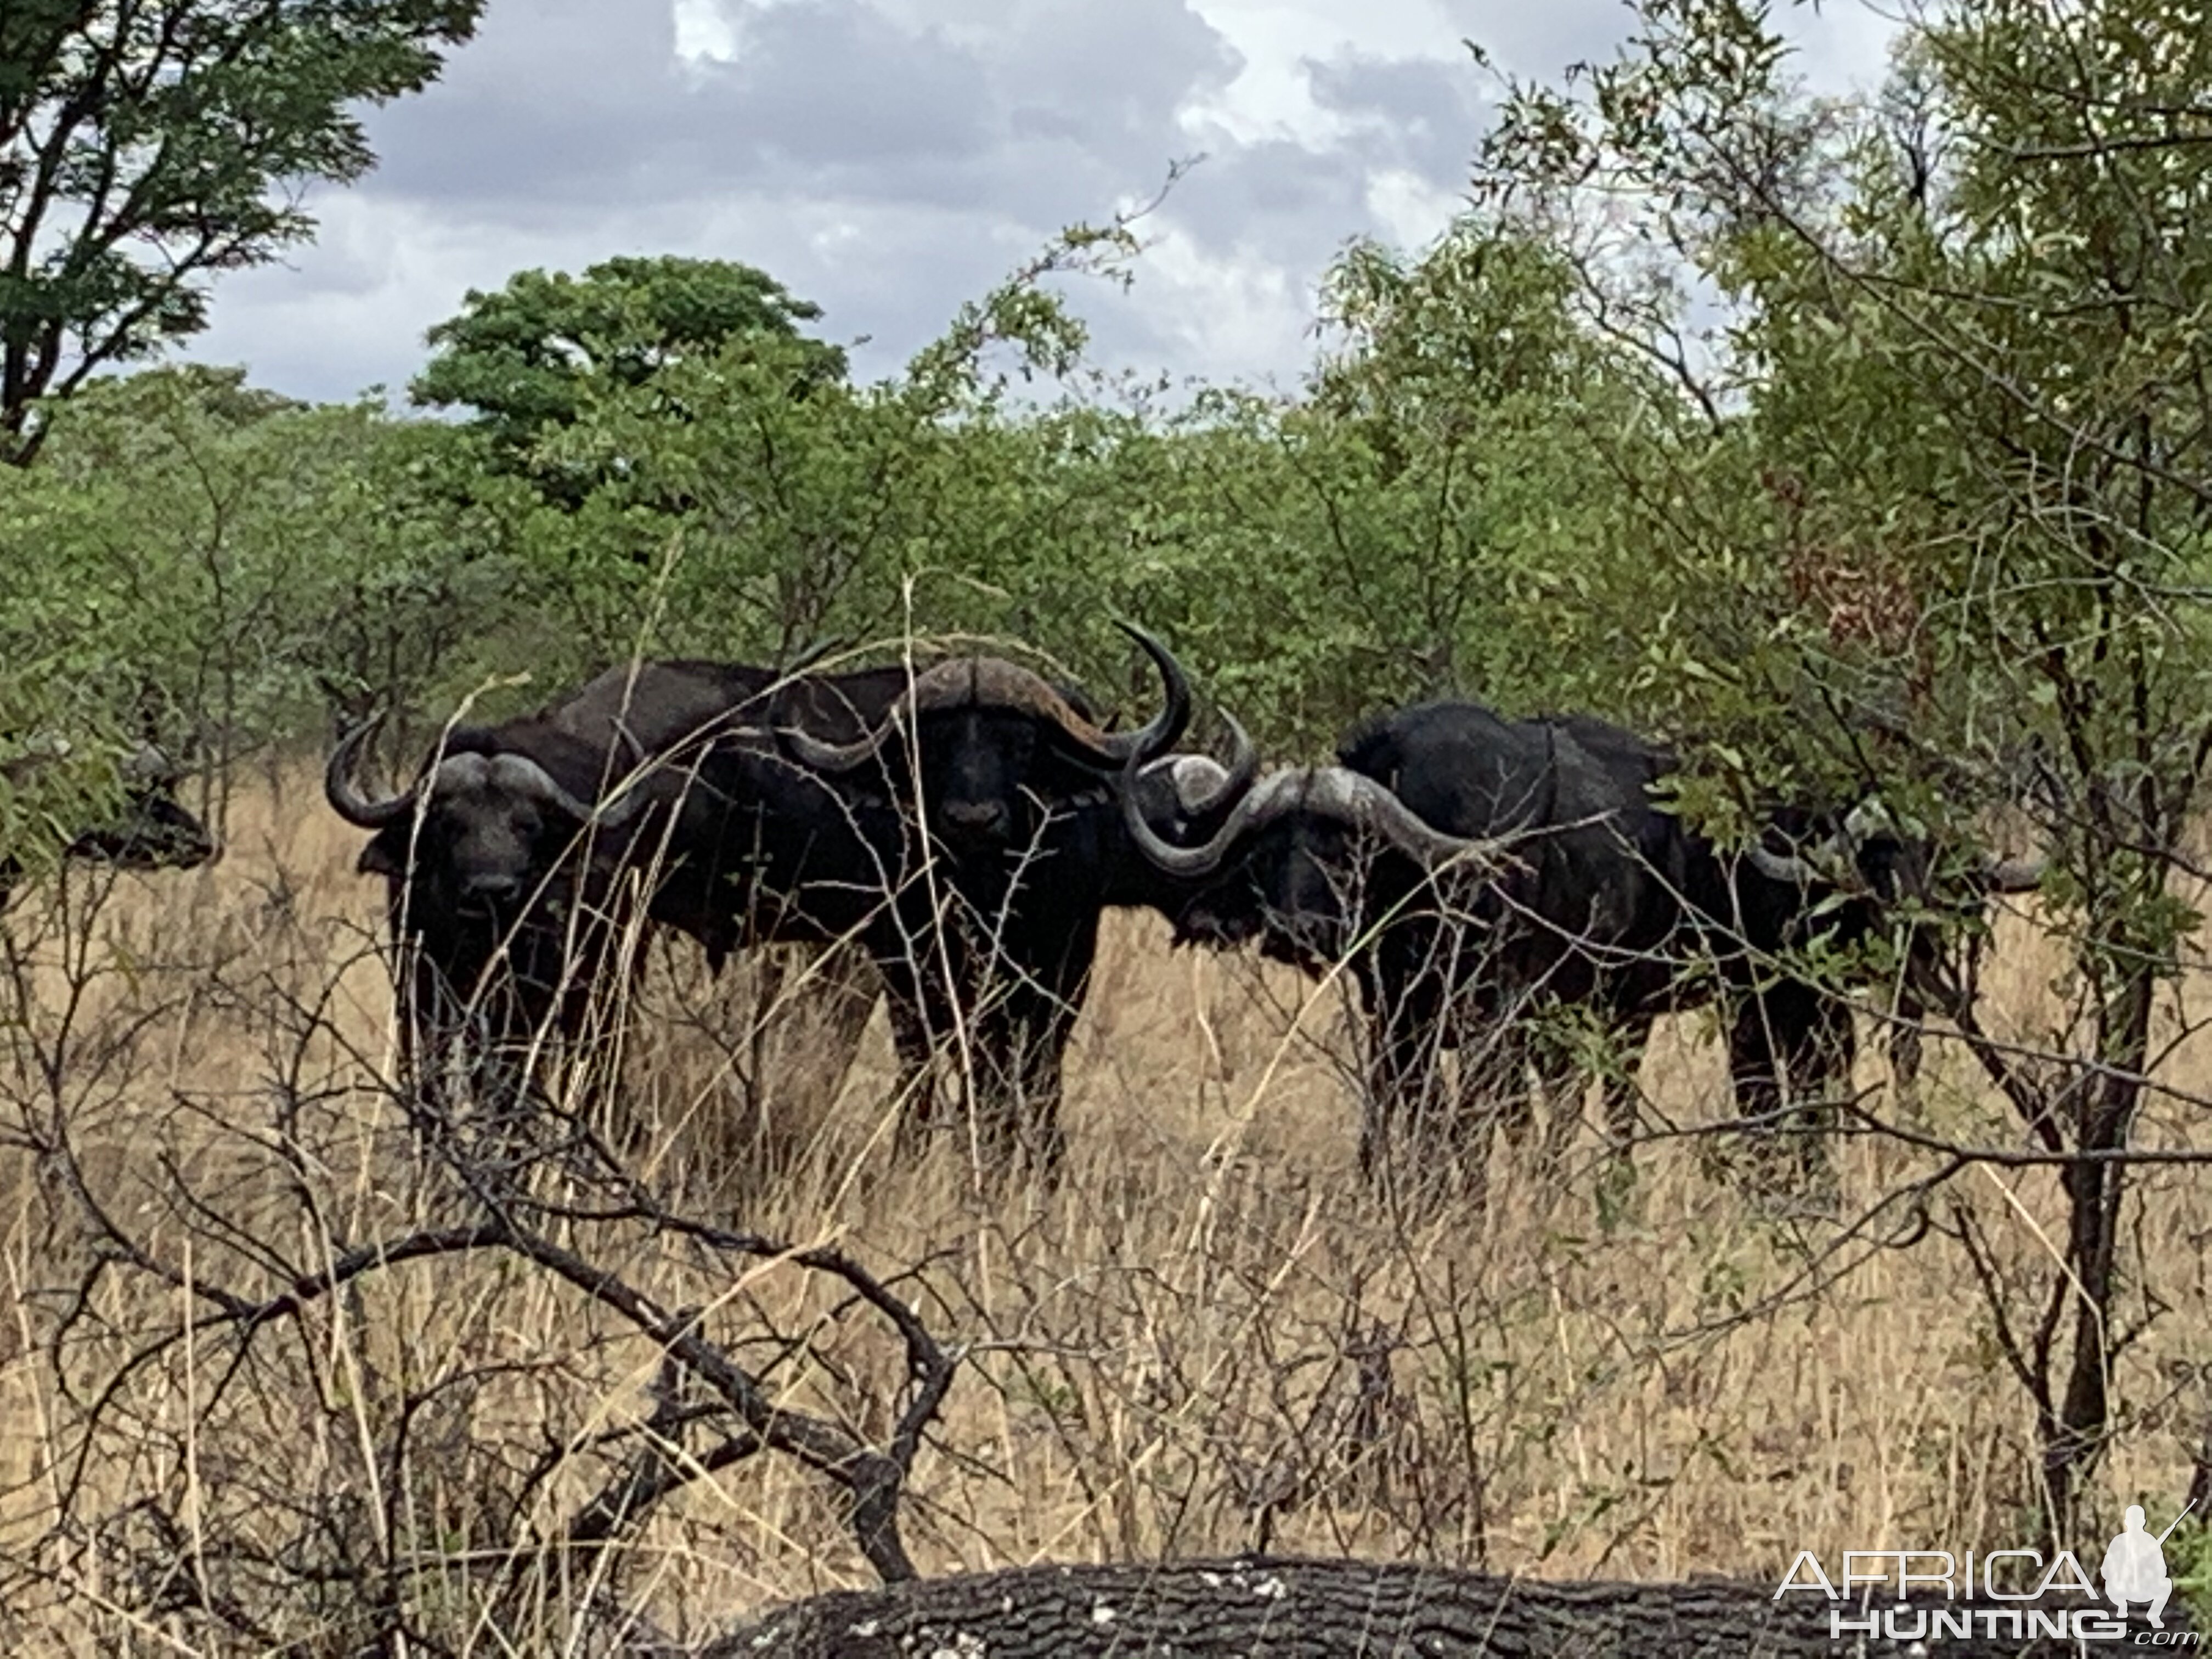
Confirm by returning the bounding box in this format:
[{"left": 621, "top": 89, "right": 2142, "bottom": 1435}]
[{"left": 678, "top": 1555, "right": 2170, "bottom": 1658}]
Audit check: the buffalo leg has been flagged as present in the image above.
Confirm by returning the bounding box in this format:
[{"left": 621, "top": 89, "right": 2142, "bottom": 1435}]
[
  {"left": 860, "top": 919, "right": 949, "bottom": 1156},
  {"left": 1359, "top": 978, "right": 1440, "bottom": 1181},
  {"left": 885, "top": 994, "right": 939, "bottom": 1113},
  {"left": 1362, "top": 963, "right": 1488, "bottom": 1217},
  {"left": 973, "top": 989, "right": 1075, "bottom": 1177},
  {"left": 1593, "top": 1006, "right": 1654, "bottom": 1156},
  {"left": 970, "top": 914, "right": 1096, "bottom": 1179},
  {"left": 881, "top": 982, "right": 949, "bottom": 1156},
  {"left": 1729, "top": 979, "right": 1855, "bottom": 1194},
  {"left": 1888, "top": 985, "right": 1926, "bottom": 1120},
  {"left": 741, "top": 939, "right": 884, "bottom": 1159}
]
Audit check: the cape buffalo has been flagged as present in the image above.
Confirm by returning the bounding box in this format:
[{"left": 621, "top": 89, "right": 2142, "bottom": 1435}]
[
  {"left": 765, "top": 629, "right": 1253, "bottom": 1168},
  {"left": 1127, "top": 698, "right": 2040, "bottom": 1199},
  {"left": 1, "top": 744, "right": 218, "bottom": 915},
  {"left": 323, "top": 651, "right": 957, "bottom": 1108},
  {"left": 325, "top": 630, "right": 1243, "bottom": 1171}
]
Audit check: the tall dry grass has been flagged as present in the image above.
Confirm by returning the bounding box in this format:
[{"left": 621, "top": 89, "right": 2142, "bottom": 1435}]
[{"left": 0, "top": 765, "right": 2205, "bottom": 1653}]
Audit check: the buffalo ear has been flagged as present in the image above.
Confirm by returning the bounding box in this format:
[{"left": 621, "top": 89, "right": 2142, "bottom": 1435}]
[{"left": 357, "top": 839, "right": 407, "bottom": 878}]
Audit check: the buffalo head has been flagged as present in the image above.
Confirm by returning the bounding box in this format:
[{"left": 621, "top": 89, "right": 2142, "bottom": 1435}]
[
  {"left": 1126, "top": 761, "right": 1499, "bottom": 970},
  {"left": 3, "top": 744, "right": 218, "bottom": 909},
  {"left": 781, "top": 623, "right": 1192, "bottom": 855},
  {"left": 1743, "top": 798, "right": 2045, "bottom": 917},
  {"left": 325, "top": 721, "right": 643, "bottom": 913}
]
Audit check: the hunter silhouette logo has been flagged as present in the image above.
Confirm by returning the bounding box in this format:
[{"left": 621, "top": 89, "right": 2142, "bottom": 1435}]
[
  {"left": 2102, "top": 1502, "right": 2191, "bottom": 1629},
  {"left": 1774, "top": 1497, "right": 2202, "bottom": 1644}
]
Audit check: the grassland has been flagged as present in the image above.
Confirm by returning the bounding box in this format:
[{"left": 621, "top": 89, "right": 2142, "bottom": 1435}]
[{"left": 0, "top": 769, "right": 2203, "bottom": 1653}]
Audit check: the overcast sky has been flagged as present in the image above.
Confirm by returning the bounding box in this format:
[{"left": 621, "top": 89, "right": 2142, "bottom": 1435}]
[{"left": 185, "top": 0, "right": 1900, "bottom": 407}]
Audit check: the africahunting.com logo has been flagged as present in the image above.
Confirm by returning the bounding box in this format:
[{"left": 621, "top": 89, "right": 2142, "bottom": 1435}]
[{"left": 1775, "top": 1501, "right": 2202, "bottom": 1644}]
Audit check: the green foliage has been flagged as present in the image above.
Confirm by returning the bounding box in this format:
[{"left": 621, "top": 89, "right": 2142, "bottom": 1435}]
[
  {"left": 2168, "top": 1516, "right": 2212, "bottom": 1632},
  {"left": 12, "top": 0, "right": 2212, "bottom": 1593},
  {"left": 1466, "top": 0, "right": 2212, "bottom": 1532},
  {"left": 414, "top": 256, "right": 847, "bottom": 506},
  {"left": 1, "top": 365, "right": 540, "bottom": 777},
  {"left": 0, "top": 0, "right": 486, "bottom": 462}
]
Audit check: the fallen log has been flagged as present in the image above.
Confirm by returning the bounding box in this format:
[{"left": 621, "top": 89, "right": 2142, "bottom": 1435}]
[{"left": 686, "top": 1554, "right": 2188, "bottom": 1657}]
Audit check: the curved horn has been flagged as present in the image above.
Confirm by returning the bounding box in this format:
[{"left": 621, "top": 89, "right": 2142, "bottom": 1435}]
[
  {"left": 988, "top": 626, "right": 1195, "bottom": 769},
  {"left": 1745, "top": 843, "right": 1818, "bottom": 885},
  {"left": 1124, "top": 712, "right": 1262, "bottom": 859},
  {"left": 483, "top": 753, "right": 641, "bottom": 828},
  {"left": 1085, "top": 622, "right": 1193, "bottom": 766},
  {"left": 1161, "top": 755, "right": 1229, "bottom": 812},
  {"left": 1124, "top": 761, "right": 1492, "bottom": 879},
  {"left": 1299, "top": 766, "right": 1495, "bottom": 869},
  {"left": 596, "top": 724, "right": 656, "bottom": 822},
  {"left": 1124, "top": 765, "right": 1322, "bottom": 879},
  {"left": 1982, "top": 855, "right": 2047, "bottom": 893},
  {"left": 778, "top": 661, "right": 973, "bottom": 774},
  {"left": 783, "top": 722, "right": 888, "bottom": 772},
  {"left": 324, "top": 718, "right": 417, "bottom": 830},
  {"left": 1173, "top": 712, "right": 1259, "bottom": 821}
]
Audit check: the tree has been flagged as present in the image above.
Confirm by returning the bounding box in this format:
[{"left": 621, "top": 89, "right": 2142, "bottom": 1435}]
[
  {"left": 1284, "top": 221, "right": 1656, "bottom": 724},
  {"left": 1471, "top": 0, "right": 2212, "bottom": 1541},
  {"left": 0, "top": 0, "right": 485, "bottom": 465},
  {"left": 1, "top": 364, "right": 543, "bottom": 814},
  {"left": 413, "top": 256, "right": 847, "bottom": 505}
]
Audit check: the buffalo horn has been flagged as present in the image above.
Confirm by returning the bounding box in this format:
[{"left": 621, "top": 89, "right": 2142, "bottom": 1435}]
[
  {"left": 324, "top": 718, "right": 416, "bottom": 830},
  {"left": 786, "top": 623, "right": 1194, "bottom": 775},
  {"left": 778, "top": 661, "right": 978, "bottom": 774},
  {"left": 1125, "top": 761, "right": 1493, "bottom": 879},
  {"left": 475, "top": 753, "right": 619, "bottom": 826},
  {"left": 448, "top": 751, "right": 642, "bottom": 829},
  {"left": 1301, "top": 766, "right": 1498, "bottom": 868},
  {"left": 1161, "top": 712, "right": 1258, "bottom": 820},
  {"left": 1084, "top": 622, "right": 1193, "bottom": 768},
  {"left": 1982, "top": 855, "right": 2047, "bottom": 892},
  {"left": 1745, "top": 843, "right": 1817, "bottom": 885},
  {"left": 1124, "top": 766, "right": 1311, "bottom": 878}
]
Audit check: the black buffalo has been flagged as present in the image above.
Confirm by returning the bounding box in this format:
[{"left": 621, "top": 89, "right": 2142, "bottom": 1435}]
[
  {"left": 1128, "top": 699, "right": 2040, "bottom": 1193},
  {"left": 1, "top": 744, "right": 218, "bottom": 915},
  {"left": 325, "top": 631, "right": 1244, "bottom": 1168},
  {"left": 762, "top": 631, "right": 1252, "bottom": 1166},
  {"left": 323, "top": 651, "right": 960, "bottom": 1099}
]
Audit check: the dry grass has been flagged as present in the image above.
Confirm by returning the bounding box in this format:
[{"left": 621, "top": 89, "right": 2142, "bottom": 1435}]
[{"left": 1, "top": 766, "right": 2207, "bottom": 1653}]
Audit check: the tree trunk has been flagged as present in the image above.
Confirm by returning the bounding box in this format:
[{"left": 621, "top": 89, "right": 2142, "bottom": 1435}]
[{"left": 673, "top": 1556, "right": 2180, "bottom": 1658}]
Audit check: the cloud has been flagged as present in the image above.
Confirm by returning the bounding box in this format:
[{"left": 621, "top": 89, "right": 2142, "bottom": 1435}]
[
  {"left": 180, "top": 0, "right": 1899, "bottom": 406},
  {"left": 1306, "top": 52, "right": 1488, "bottom": 185}
]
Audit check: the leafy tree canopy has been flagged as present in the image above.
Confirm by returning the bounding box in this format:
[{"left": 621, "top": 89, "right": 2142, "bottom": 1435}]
[
  {"left": 412, "top": 255, "right": 848, "bottom": 495},
  {"left": 0, "top": 0, "right": 485, "bottom": 464}
]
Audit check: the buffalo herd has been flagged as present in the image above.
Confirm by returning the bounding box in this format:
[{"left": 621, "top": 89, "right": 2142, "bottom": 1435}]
[
  {"left": 0, "top": 630, "right": 2044, "bottom": 1201},
  {"left": 304, "top": 627, "right": 2042, "bottom": 1199}
]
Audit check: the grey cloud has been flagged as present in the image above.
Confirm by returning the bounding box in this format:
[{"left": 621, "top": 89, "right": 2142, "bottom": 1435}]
[
  {"left": 1147, "top": 138, "right": 1373, "bottom": 267},
  {"left": 982, "top": 0, "right": 1237, "bottom": 150},
  {"left": 684, "top": 4, "right": 998, "bottom": 171},
  {"left": 366, "top": 0, "right": 1229, "bottom": 224},
  {"left": 180, "top": 0, "right": 1888, "bottom": 408},
  {"left": 1437, "top": 0, "right": 1639, "bottom": 80},
  {"left": 362, "top": 0, "right": 693, "bottom": 208},
  {"left": 1307, "top": 52, "right": 1488, "bottom": 186}
]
